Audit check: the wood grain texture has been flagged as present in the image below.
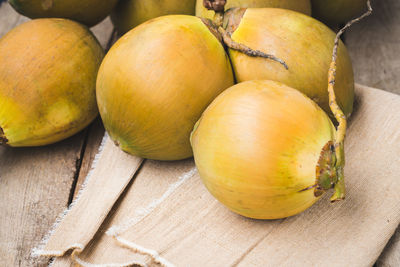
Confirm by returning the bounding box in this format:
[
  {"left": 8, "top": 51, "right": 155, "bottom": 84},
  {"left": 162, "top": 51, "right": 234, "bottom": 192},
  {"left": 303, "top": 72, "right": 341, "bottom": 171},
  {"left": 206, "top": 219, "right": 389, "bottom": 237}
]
[
  {"left": 0, "top": 2, "right": 114, "bottom": 266},
  {"left": 0, "top": 134, "right": 85, "bottom": 266},
  {"left": 346, "top": 0, "right": 400, "bottom": 95}
]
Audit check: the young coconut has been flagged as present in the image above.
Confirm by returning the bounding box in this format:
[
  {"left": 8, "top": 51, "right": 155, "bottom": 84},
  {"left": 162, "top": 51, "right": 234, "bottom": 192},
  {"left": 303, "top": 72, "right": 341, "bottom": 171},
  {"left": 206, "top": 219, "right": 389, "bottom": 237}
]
[
  {"left": 311, "top": 0, "right": 369, "bottom": 26},
  {"left": 8, "top": 0, "right": 118, "bottom": 27},
  {"left": 96, "top": 15, "right": 234, "bottom": 160},
  {"left": 196, "top": 0, "right": 311, "bottom": 20},
  {"left": 220, "top": 7, "right": 355, "bottom": 118},
  {"left": 111, "top": 0, "right": 197, "bottom": 35},
  {"left": 0, "top": 19, "right": 104, "bottom": 147},
  {"left": 191, "top": 3, "right": 372, "bottom": 219},
  {"left": 191, "top": 80, "right": 337, "bottom": 219}
]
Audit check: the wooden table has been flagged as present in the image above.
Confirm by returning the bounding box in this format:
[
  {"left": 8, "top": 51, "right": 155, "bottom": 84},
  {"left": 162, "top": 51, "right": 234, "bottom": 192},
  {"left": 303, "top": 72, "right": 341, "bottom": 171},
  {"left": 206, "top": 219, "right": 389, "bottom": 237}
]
[{"left": 0, "top": 1, "right": 399, "bottom": 266}]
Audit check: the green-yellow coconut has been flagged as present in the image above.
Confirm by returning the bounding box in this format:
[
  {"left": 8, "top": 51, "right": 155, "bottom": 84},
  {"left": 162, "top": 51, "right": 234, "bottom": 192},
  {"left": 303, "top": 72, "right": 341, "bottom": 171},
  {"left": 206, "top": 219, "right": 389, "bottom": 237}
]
[
  {"left": 0, "top": 19, "right": 103, "bottom": 147},
  {"left": 9, "top": 0, "right": 118, "bottom": 26},
  {"left": 226, "top": 8, "right": 354, "bottom": 117},
  {"left": 97, "top": 15, "right": 234, "bottom": 160},
  {"left": 111, "top": 0, "right": 196, "bottom": 35},
  {"left": 311, "top": 0, "right": 368, "bottom": 25},
  {"left": 191, "top": 80, "right": 337, "bottom": 219},
  {"left": 196, "top": 0, "right": 311, "bottom": 20}
]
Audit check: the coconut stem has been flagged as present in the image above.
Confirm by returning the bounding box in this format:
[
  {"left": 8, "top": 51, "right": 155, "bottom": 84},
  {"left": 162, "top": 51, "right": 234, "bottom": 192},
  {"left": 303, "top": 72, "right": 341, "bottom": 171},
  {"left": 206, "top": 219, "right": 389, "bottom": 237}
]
[
  {"left": 203, "top": 0, "right": 225, "bottom": 26},
  {"left": 203, "top": 0, "right": 288, "bottom": 69},
  {"left": 328, "top": 0, "right": 372, "bottom": 201},
  {"left": 219, "top": 27, "right": 289, "bottom": 70},
  {"left": 203, "top": 0, "right": 226, "bottom": 13}
]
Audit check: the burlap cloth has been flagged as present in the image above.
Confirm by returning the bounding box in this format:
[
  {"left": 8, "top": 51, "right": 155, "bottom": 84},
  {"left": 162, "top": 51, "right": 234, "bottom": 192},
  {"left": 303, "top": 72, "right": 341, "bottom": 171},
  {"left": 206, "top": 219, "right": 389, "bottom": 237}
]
[{"left": 34, "top": 84, "right": 400, "bottom": 266}]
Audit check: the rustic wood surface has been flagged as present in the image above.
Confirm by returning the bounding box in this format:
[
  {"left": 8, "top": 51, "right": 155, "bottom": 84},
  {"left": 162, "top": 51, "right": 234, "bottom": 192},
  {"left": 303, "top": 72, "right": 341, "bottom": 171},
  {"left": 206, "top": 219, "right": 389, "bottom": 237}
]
[
  {"left": 0, "top": 133, "right": 85, "bottom": 267},
  {"left": 0, "top": 0, "right": 399, "bottom": 266},
  {"left": 347, "top": 0, "right": 400, "bottom": 95}
]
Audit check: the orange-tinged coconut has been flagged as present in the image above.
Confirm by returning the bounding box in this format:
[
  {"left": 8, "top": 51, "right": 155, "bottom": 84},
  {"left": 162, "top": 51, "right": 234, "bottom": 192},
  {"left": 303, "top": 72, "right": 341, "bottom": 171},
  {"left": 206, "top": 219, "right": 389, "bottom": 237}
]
[
  {"left": 111, "top": 0, "right": 196, "bottom": 35},
  {"left": 191, "top": 80, "right": 337, "bottom": 219},
  {"left": 0, "top": 19, "right": 103, "bottom": 147},
  {"left": 97, "top": 15, "right": 234, "bottom": 160},
  {"left": 226, "top": 8, "right": 354, "bottom": 117},
  {"left": 9, "top": 0, "right": 118, "bottom": 26},
  {"left": 311, "top": 0, "right": 368, "bottom": 25},
  {"left": 196, "top": 0, "right": 311, "bottom": 19}
]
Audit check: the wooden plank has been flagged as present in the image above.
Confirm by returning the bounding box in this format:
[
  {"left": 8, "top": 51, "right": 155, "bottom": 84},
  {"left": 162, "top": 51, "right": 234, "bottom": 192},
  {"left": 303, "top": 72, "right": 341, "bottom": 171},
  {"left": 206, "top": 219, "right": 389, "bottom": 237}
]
[
  {"left": 346, "top": 0, "right": 400, "bottom": 95},
  {"left": 0, "top": 2, "right": 114, "bottom": 266},
  {"left": 0, "top": 135, "right": 85, "bottom": 266},
  {"left": 345, "top": 1, "right": 400, "bottom": 265}
]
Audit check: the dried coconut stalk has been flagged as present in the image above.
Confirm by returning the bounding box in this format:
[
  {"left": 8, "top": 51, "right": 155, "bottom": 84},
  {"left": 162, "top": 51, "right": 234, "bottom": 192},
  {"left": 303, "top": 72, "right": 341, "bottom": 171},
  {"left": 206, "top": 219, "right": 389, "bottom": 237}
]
[
  {"left": 328, "top": 0, "right": 373, "bottom": 201},
  {"left": 203, "top": 0, "right": 289, "bottom": 69},
  {"left": 218, "top": 27, "right": 289, "bottom": 69}
]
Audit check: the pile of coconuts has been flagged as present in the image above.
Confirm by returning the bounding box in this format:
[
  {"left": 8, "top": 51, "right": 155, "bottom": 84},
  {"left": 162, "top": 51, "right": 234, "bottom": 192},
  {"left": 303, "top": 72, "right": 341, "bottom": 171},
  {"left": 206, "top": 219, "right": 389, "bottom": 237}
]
[{"left": 0, "top": 0, "right": 372, "bottom": 219}]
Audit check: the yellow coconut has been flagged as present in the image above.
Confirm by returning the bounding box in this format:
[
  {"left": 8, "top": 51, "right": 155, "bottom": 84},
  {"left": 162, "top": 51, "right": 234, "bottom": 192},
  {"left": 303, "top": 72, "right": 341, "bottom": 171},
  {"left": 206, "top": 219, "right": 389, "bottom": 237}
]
[
  {"left": 225, "top": 8, "right": 354, "bottom": 117},
  {"left": 97, "top": 15, "right": 234, "bottom": 160},
  {"left": 191, "top": 80, "right": 338, "bottom": 219},
  {"left": 111, "top": 0, "right": 196, "bottom": 35},
  {"left": 0, "top": 19, "right": 103, "bottom": 147},
  {"left": 196, "top": 0, "right": 311, "bottom": 19},
  {"left": 311, "top": 0, "right": 368, "bottom": 25},
  {"left": 8, "top": 0, "right": 118, "bottom": 26}
]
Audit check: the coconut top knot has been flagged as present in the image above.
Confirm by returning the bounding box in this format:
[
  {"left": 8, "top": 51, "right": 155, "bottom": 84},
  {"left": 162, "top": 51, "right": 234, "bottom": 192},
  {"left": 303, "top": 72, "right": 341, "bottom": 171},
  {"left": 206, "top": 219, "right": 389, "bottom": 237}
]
[{"left": 203, "top": 0, "right": 226, "bottom": 12}]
